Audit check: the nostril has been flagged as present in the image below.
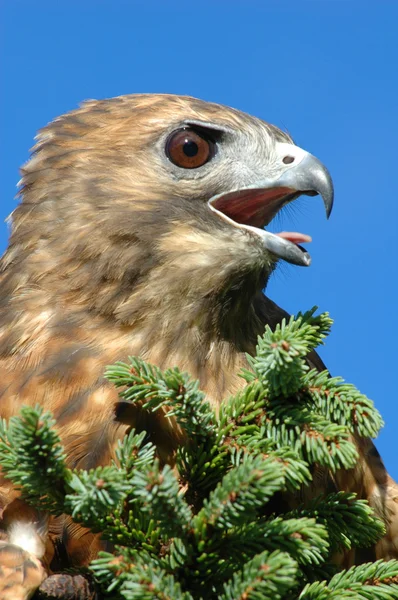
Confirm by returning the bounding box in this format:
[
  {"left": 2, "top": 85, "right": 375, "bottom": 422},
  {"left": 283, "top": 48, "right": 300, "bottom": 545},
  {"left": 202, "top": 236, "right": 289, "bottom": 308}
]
[{"left": 283, "top": 156, "right": 295, "bottom": 165}]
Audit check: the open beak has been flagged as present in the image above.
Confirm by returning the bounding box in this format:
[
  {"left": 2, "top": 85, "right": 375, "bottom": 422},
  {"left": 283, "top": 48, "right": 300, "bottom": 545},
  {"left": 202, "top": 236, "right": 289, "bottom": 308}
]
[{"left": 208, "top": 144, "right": 334, "bottom": 267}]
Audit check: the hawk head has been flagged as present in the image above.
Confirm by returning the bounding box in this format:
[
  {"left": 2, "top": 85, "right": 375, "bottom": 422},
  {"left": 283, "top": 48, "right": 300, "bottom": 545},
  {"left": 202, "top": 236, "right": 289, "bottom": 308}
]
[{"left": 8, "top": 94, "right": 333, "bottom": 354}]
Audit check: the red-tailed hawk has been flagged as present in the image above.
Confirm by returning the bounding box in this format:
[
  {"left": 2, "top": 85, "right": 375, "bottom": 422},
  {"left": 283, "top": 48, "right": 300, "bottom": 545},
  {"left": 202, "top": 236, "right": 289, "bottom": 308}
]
[{"left": 0, "top": 94, "right": 396, "bottom": 597}]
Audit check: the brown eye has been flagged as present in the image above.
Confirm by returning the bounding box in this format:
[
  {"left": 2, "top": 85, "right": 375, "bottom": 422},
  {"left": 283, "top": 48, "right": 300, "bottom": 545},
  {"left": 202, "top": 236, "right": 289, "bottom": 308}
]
[{"left": 166, "top": 128, "right": 214, "bottom": 169}]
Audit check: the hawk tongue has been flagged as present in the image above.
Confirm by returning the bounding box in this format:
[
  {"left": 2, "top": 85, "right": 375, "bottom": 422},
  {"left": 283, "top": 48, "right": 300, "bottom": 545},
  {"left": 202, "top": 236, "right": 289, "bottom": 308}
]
[{"left": 276, "top": 232, "right": 312, "bottom": 244}]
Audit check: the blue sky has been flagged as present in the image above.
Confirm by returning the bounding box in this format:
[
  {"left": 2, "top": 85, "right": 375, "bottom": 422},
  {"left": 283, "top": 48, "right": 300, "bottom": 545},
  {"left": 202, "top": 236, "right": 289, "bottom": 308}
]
[{"left": 1, "top": 1, "right": 398, "bottom": 478}]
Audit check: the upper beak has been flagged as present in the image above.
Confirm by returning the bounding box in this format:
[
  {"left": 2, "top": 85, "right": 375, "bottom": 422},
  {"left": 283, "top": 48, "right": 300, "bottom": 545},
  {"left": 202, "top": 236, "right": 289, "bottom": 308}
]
[{"left": 272, "top": 146, "right": 334, "bottom": 219}]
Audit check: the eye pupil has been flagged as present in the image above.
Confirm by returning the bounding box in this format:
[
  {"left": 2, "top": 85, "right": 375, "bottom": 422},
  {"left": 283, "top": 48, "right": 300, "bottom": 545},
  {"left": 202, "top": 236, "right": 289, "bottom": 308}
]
[{"left": 183, "top": 140, "right": 199, "bottom": 157}]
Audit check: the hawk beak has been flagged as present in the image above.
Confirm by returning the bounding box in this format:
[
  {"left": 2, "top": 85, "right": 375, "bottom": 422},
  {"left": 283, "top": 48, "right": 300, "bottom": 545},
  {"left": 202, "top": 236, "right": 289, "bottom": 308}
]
[
  {"left": 258, "top": 148, "right": 334, "bottom": 266},
  {"left": 209, "top": 144, "right": 334, "bottom": 267},
  {"left": 272, "top": 148, "right": 334, "bottom": 219}
]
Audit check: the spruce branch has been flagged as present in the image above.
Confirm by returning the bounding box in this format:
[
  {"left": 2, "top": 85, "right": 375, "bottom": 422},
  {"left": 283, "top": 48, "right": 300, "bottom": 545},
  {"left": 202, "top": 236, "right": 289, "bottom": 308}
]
[
  {"left": 229, "top": 442, "right": 312, "bottom": 493},
  {"left": 264, "top": 409, "right": 359, "bottom": 472},
  {"left": 295, "top": 307, "right": 333, "bottom": 343},
  {"left": 218, "top": 380, "right": 268, "bottom": 428},
  {"left": 246, "top": 307, "right": 332, "bottom": 398},
  {"left": 176, "top": 439, "right": 230, "bottom": 503},
  {"left": 129, "top": 460, "right": 192, "bottom": 539},
  {"left": 106, "top": 507, "right": 163, "bottom": 551},
  {"left": 229, "top": 517, "right": 329, "bottom": 567},
  {"left": 328, "top": 558, "right": 398, "bottom": 593},
  {"left": 64, "top": 465, "right": 131, "bottom": 526},
  {"left": 105, "top": 358, "right": 216, "bottom": 441},
  {"left": 264, "top": 447, "right": 312, "bottom": 492},
  {"left": 0, "top": 405, "right": 70, "bottom": 513},
  {"left": 300, "top": 559, "right": 398, "bottom": 599},
  {"left": 92, "top": 549, "right": 194, "bottom": 600},
  {"left": 107, "top": 360, "right": 231, "bottom": 504},
  {"left": 194, "top": 454, "right": 285, "bottom": 533},
  {"left": 113, "top": 428, "right": 156, "bottom": 473},
  {"left": 220, "top": 550, "right": 298, "bottom": 600},
  {"left": 302, "top": 370, "right": 383, "bottom": 438},
  {"left": 289, "top": 492, "right": 386, "bottom": 553}
]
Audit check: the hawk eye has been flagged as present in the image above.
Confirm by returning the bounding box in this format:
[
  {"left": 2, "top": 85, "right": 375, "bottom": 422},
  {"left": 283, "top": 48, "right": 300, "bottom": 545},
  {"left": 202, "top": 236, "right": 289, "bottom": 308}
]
[{"left": 166, "top": 128, "right": 215, "bottom": 169}]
